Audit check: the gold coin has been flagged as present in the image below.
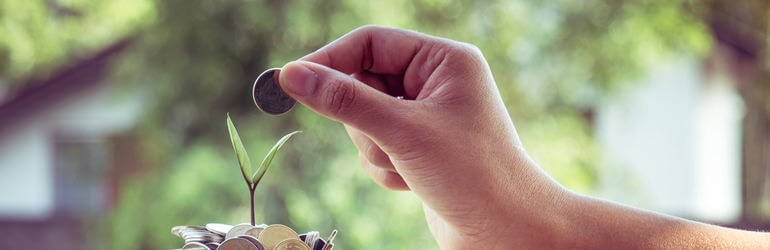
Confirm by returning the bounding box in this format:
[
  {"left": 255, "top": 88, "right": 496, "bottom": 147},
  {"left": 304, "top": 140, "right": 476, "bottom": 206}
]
[
  {"left": 226, "top": 223, "right": 256, "bottom": 239},
  {"left": 274, "top": 238, "right": 310, "bottom": 250},
  {"left": 219, "top": 237, "right": 258, "bottom": 250},
  {"left": 258, "top": 224, "right": 299, "bottom": 250}
]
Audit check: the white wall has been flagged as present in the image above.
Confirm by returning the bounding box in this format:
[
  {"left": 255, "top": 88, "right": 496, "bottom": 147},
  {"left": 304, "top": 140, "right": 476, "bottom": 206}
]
[
  {"left": 0, "top": 124, "right": 53, "bottom": 218},
  {"left": 595, "top": 57, "right": 743, "bottom": 223},
  {"left": 693, "top": 63, "right": 743, "bottom": 222}
]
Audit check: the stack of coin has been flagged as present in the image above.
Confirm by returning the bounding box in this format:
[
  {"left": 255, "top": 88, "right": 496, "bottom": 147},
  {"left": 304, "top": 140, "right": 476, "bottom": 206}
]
[
  {"left": 171, "top": 223, "right": 336, "bottom": 250},
  {"left": 171, "top": 226, "right": 224, "bottom": 247}
]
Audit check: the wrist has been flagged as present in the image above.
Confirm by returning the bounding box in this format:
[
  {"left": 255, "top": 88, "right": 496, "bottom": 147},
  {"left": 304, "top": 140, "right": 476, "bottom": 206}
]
[{"left": 475, "top": 147, "right": 577, "bottom": 249}]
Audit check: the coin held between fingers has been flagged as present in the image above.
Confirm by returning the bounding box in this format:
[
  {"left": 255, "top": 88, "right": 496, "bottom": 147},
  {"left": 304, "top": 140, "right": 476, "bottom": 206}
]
[{"left": 253, "top": 68, "right": 296, "bottom": 115}]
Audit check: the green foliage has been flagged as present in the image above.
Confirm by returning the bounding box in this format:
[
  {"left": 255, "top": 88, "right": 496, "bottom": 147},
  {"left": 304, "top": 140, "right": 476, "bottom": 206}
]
[
  {"left": 227, "top": 113, "right": 300, "bottom": 225},
  {"left": 0, "top": 0, "right": 154, "bottom": 85},
  {"left": 227, "top": 112, "right": 300, "bottom": 186},
  {"left": 254, "top": 131, "right": 301, "bottom": 185},
  {"left": 99, "top": 143, "right": 244, "bottom": 249},
  {"left": 227, "top": 113, "right": 254, "bottom": 184}
]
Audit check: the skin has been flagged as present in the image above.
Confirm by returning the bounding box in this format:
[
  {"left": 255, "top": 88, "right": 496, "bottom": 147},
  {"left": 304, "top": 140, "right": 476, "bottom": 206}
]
[{"left": 277, "top": 25, "right": 770, "bottom": 249}]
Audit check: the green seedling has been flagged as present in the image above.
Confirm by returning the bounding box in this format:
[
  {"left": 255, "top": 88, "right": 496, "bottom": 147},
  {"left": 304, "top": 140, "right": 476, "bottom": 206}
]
[{"left": 226, "top": 113, "right": 301, "bottom": 225}]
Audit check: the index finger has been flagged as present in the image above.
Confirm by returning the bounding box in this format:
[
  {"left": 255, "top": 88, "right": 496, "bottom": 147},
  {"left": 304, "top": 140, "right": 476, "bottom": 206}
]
[{"left": 299, "top": 25, "right": 436, "bottom": 76}]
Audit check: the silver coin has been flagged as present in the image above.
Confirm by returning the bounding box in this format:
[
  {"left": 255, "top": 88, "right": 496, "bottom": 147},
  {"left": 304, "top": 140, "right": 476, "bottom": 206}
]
[
  {"left": 226, "top": 223, "right": 255, "bottom": 240},
  {"left": 205, "top": 223, "right": 233, "bottom": 236},
  {"left": 244, "top": 227, "right": 265, "bottom": 239},
  {"left": 205, "top": 242, "right": 220, "bottom": 250},
  {"left": 253, "top": 68, "right": 296, "bottom": 115},
  {"left": 325, "top": 230, "right": 336, "bottom": 245},
  {"left": 304, "top": 231, "right": 318, "bottom": 248},
  {"left": 312, "top": 238, "right": 326, "bottom": 250},
  {"left": 237, "top": 235, "right": 266, "bottom": 250},
  {"left": 182, "top": 242, "right": 209, "bottom": 250},
  {"left": 172, "top": 224, "right": 334, "bottom": 250},
  {"left": 172, "top": 226, "right": 207, "bottom": 238},
  {"left": 219, "top": 237, "right": 259, "bottom": 250},
  {"left": 321, "top": 230, "right": 336, "bottom": 250}
]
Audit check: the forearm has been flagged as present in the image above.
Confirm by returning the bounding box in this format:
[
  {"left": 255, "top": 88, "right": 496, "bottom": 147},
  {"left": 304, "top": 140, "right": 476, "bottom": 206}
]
[
  {"left": 559, "top": 191, "right": 770, "bottom": 249},
  {"left": 492, "top": 151, "right": 770, "bottom": 249}
]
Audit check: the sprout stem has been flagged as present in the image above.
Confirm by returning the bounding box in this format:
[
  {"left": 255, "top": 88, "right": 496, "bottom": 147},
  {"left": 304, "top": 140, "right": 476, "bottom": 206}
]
[{"left": 249, "top": 186, "right": 256, "bottom": 226}]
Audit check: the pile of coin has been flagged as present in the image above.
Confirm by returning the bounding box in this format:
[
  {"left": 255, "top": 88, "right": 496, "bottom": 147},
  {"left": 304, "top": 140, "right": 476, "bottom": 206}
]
[{"left": 171, "top": 223, "right": 336, "bottom": 250}]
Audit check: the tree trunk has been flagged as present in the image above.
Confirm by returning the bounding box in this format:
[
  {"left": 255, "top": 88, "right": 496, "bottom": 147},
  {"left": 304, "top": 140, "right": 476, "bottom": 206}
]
[{"left": 741, "top": 90, "right": 770, "bottom": 226}]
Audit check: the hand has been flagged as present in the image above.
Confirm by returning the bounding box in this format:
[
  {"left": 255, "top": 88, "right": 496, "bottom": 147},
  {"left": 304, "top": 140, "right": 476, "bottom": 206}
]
[
  {"left": 278, "top": 25, "right": 770, "bottom": 249},
  {"left": 278, "top": 25, "right": 566, "bottom": 249}
]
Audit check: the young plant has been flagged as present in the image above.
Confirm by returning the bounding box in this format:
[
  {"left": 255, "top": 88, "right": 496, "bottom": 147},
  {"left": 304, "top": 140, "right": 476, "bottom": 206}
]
[{"left": 226, "top": 113, "right": 301, "bottom": 225}]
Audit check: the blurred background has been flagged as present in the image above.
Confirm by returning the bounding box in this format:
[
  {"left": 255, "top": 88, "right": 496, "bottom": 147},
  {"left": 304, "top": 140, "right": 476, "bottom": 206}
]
[{"left": 0, "top": 0, "right": 768, "bottom": 249}]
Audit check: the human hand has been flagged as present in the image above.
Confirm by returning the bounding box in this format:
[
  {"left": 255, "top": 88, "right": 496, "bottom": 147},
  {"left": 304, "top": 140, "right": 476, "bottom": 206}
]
[{"left": 278, "top": 25, "right": 567, "bottom": 249}]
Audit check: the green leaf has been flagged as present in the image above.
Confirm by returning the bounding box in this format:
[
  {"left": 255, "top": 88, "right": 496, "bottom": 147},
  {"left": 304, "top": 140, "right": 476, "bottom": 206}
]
[
  {"left": 226, "top": 113, "right": 254, "bottom": 185},
  {"left": 251, "top": 131, "right": 302, "bottom": 185}
]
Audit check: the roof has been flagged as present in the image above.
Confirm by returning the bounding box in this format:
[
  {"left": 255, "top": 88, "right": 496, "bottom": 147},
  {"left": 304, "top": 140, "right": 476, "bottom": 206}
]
[{"left": 0, "top": 38, "right": 133, "bottom": 131}]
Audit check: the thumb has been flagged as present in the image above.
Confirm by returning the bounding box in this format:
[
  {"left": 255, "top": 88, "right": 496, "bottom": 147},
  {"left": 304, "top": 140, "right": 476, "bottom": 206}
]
[{"left": 278, "top": 61, "right": 407, "bottom": 137}]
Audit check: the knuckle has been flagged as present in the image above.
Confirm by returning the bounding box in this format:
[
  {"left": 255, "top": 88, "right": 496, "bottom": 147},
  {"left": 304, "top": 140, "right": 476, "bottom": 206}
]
[
  {"left": 454, "top": 42, "right": 484, "bottom": 61},
  {"left": 442, "top": 42, "right": 488, "bottom": 80},
  {"left": 354, "top": 24, "right": 384, "bottom": 34},
  {"left": 467, "top": 43, "right": 484, "bottom": 57},
  {"left": 325, "top": 80, "right": 357, "bottom": 117}
]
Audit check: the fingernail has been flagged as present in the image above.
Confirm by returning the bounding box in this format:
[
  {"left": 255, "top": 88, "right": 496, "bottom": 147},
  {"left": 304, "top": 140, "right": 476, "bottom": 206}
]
[{"left": 281, "top": 62, "right": 317, "bottom": 97}]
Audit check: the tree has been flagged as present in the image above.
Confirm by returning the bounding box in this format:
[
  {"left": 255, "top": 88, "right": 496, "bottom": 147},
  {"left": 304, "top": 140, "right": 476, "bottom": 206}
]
[{"left": 701, "top": 0, "right": 770, "bottom": 228}]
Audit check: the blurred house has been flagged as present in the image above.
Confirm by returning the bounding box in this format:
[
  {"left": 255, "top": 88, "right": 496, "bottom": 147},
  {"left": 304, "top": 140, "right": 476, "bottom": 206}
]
[
  {"left": 595, "top": 47, "right": 744, "bottom": 224},
  {"left": 0, "top": 40, "right": 142, "bottom": 249}
]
